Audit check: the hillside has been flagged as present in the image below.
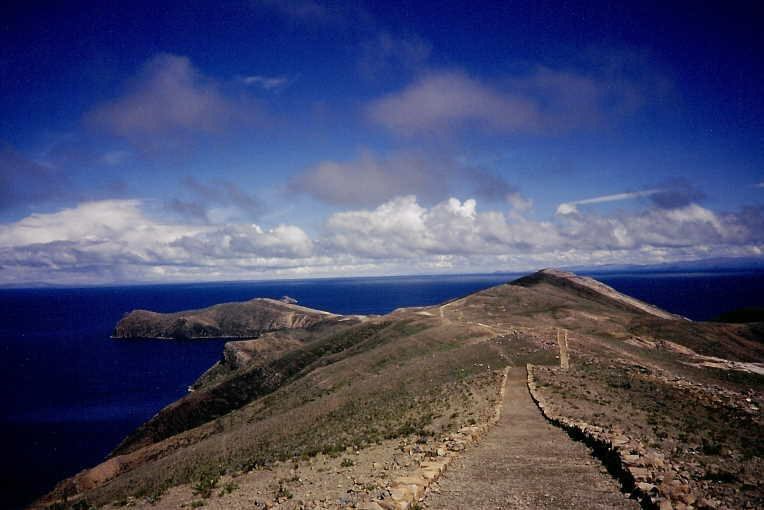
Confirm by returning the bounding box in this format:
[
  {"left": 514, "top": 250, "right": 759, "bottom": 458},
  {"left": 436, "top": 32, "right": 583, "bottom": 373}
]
[
  {"left": 36, "top": 270, "right": 763, "bottom": 510},
  {"left": 112, "top": 298, "right": 344, "bottom": 340}
]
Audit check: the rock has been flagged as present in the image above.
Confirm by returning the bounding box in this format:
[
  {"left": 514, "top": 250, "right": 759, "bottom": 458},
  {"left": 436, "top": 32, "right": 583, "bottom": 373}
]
[
  {"left": 630, "top": 467, "right": 652, "bottom": 481},
  {"left": 637, "top": 482, "right": 657, "bottom": 494},
  {"left": 448, "top": 442, "right": 465, "bottom": 452},
  {"left": 391, "top": 477, "right": 426, "bottom": 500},
  {"left": 645, "top": 450, "right": 665, "bottom": 469}
]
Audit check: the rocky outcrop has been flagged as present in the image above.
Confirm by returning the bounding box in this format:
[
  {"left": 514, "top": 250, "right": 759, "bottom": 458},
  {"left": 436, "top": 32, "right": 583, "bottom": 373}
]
[{"left": 112, "top": 298, "right": 339, "bottom": 340}]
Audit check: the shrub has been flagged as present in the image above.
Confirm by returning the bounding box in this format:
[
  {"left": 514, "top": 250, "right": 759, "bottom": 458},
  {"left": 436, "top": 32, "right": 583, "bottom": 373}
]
[
  {"left": 192, "top": 473, "right": 219, "bottom": 499},
  {"left": 275, "top": 483, "right": 293, "bottom": 500},
  {"left": 218, "top": 481, "right": 238, "bottom": 496}
]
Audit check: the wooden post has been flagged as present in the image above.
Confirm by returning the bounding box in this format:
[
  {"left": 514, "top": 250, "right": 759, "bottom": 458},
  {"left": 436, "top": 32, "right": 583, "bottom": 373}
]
[{"left": 557, "top": 328, "right": 570, "bottom": 370}]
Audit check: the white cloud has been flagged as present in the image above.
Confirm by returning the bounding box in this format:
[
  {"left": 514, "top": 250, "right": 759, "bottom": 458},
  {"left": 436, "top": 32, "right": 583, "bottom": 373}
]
[
  {"left": 0, "top": 200, "right": 315, "bottom": 285},
  {"left": 556, "top": 189, "right": 663, "bottom": 215},
  {"left": 0, "top": 197, "right": 761, "bottom": 285},
  {"left": 324, "top": 196, "right": 762, "bottom": 262},
  {"left": 324, "top": 195, "right": 561, "bottom": 259}
]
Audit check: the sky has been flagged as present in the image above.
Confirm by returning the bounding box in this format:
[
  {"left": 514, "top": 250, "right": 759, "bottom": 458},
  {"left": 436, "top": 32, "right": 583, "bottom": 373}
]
[{"left": 0, "top": 0, "right": 762, "bottom": 285}]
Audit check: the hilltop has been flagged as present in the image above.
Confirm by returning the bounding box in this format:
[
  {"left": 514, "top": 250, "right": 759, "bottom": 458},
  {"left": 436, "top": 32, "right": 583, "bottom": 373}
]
[{"left": 36, "top": 270, "right": 763, "bottom": 509}]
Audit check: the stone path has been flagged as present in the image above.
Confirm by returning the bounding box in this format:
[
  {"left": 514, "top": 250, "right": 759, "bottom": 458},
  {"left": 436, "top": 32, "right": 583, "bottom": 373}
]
[{"left": 425, "top": 367, "right": 640, "bottom": 510}]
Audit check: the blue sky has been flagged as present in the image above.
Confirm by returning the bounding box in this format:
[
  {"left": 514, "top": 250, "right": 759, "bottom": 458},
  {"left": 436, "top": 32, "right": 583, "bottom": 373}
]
[{"left": 1, "top": 0, "right": 762, "bottom": 284}]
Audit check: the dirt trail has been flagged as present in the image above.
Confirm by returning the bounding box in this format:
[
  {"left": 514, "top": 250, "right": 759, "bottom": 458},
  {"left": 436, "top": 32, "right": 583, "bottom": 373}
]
[{"left": 424, "top": 367, "right": 639, "bottom": 510}]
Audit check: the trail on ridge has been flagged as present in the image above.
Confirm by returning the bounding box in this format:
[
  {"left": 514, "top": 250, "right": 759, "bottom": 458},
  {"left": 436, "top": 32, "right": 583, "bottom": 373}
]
[{"left": 425, "top": 367, "right": 639, "bottom": 510}]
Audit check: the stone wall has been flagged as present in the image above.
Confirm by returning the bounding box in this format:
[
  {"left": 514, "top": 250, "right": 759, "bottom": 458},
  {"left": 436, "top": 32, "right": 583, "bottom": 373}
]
[
  {"left": 526, "top": 364, "right": 696, "bottom": 510},
  {"left": 359, "top": 367, "right": 510, "bottom": 510}
]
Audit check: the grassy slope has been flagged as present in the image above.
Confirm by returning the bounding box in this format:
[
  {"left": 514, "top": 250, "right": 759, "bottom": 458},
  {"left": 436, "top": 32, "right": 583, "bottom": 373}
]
[{"left": 47, "top": 313, "right": 533, "bottom": 507}]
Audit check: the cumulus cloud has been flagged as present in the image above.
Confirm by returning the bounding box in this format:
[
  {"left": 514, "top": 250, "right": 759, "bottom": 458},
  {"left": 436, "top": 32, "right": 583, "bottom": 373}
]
[
  {"left": 324, "top": 196, "right": 763, "bottom": 261},
  {"left": 324, "top": 196, "right": 561, "bottom": 259},
  {"left": 86, "top": 54, "right": 256, "bottom": 146},
  {"left": 367, "top": 65, "right": 655, "bottom": 135},
  {"left": 1, "top": 197, "right": 762, "bottom": 285},
  {"left": 0, "top": 200, "right": 314, "bottom": 285},
  {"left": 289, "top": 150, "right": 523, "bottom": 207}
]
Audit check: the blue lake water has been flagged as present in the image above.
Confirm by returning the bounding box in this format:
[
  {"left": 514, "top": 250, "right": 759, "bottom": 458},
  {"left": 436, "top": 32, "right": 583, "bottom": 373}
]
[{"left": 2, "top": 271, "right": 763, "bottom": 508}]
